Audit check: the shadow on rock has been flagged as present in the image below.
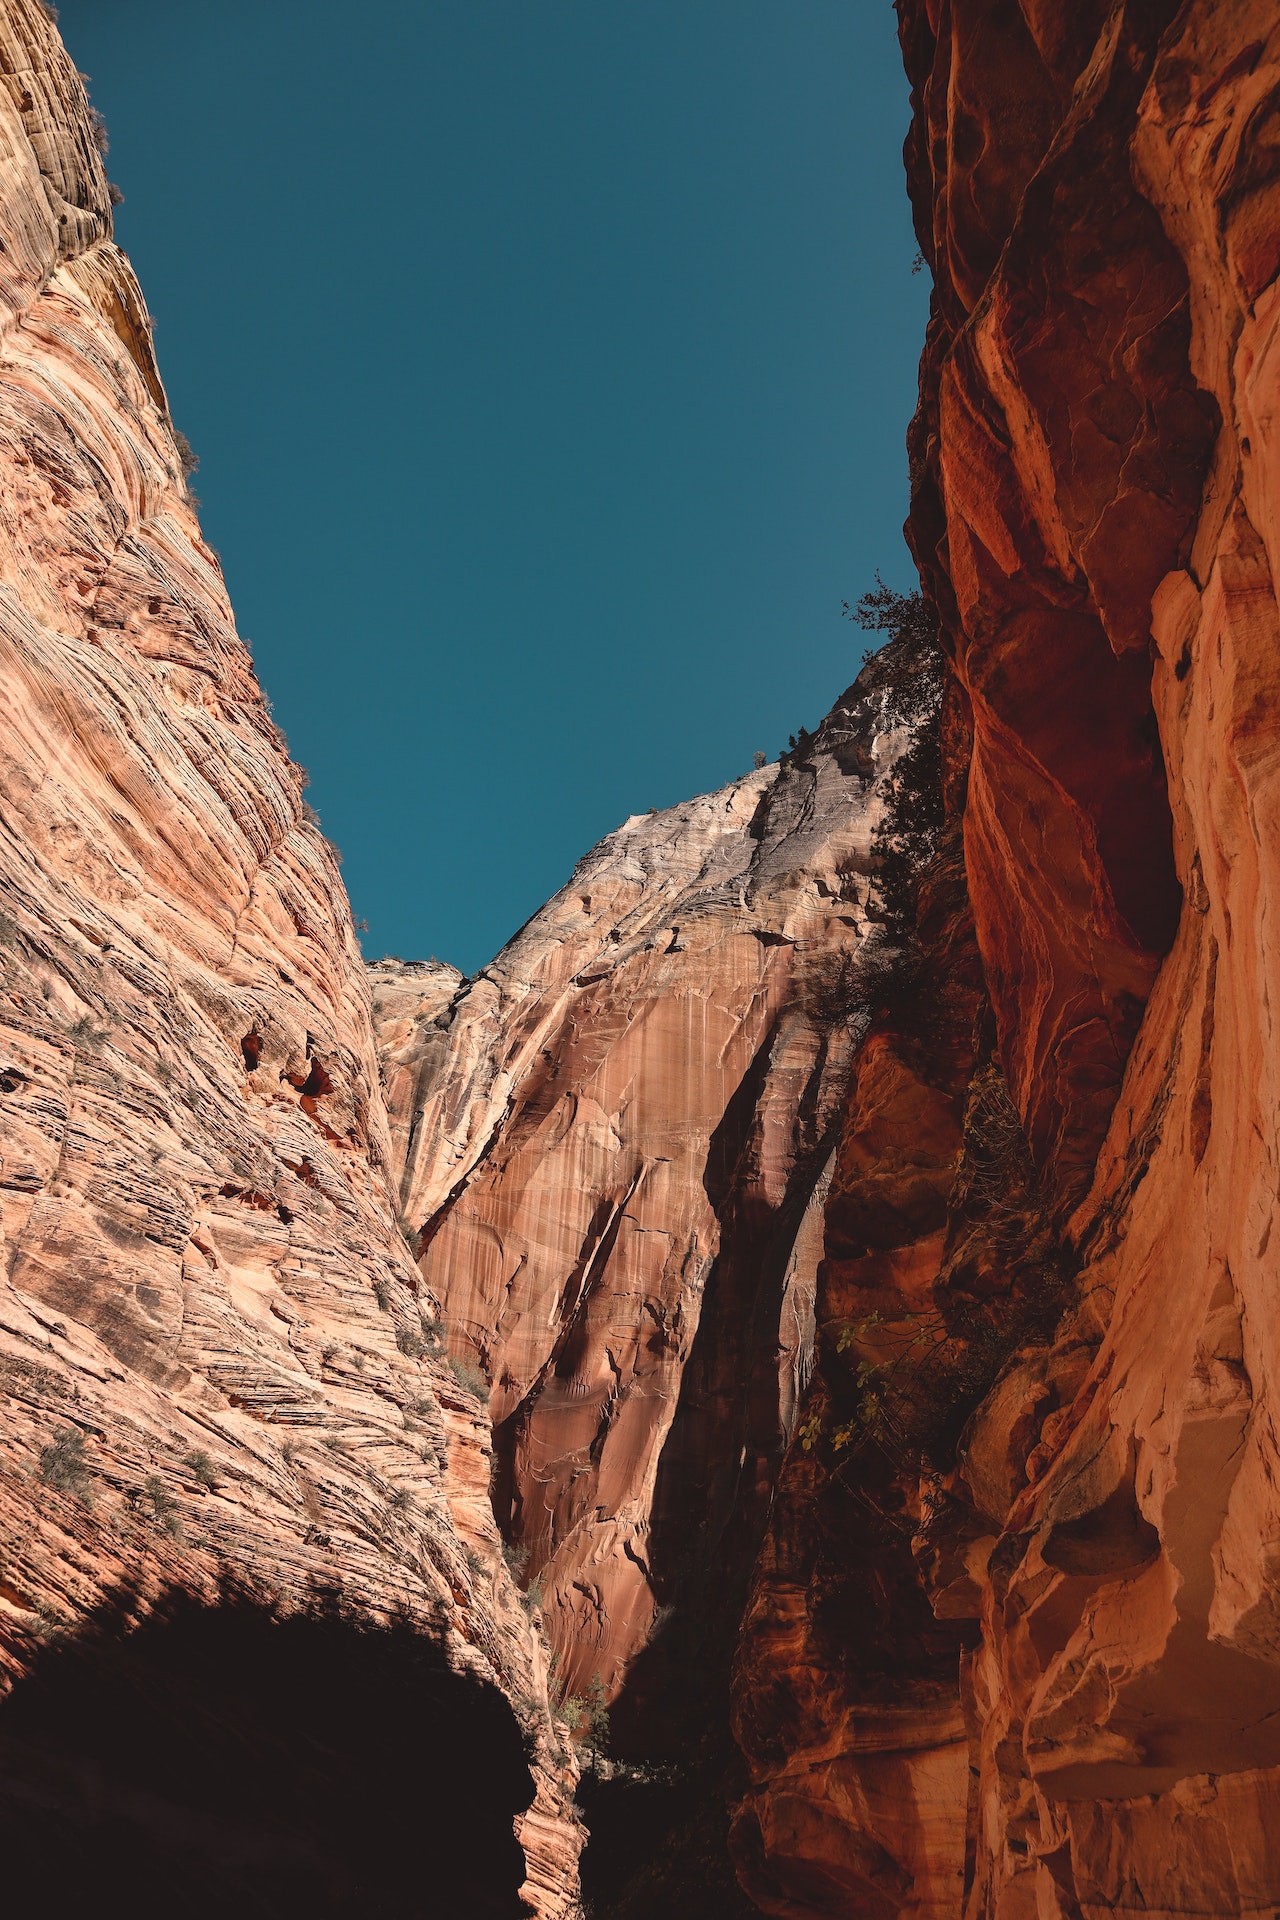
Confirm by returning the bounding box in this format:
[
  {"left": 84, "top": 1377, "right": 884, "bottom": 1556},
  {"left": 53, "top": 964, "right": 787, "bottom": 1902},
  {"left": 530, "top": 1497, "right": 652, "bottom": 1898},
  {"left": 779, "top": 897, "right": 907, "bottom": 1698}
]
[{"left": 0, "top": 1579, "right": 534, "bottom": 1918}]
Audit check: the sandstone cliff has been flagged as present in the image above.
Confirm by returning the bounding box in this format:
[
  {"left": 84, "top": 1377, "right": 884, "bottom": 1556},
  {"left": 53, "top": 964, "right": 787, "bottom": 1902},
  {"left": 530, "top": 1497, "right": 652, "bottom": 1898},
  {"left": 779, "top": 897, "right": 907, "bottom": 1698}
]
[
  {"left": 375, "top": 677, "right": 900, "bottom": 1715},
  {"left": 726, "top": 1, "right": 1280, "bottom": 1915},
  {"left": 0, "top": 6, "right": 579, "bottom": 1911},
  {"left": 6, "top": 0, "right": 1280, "bottom": 1914}
]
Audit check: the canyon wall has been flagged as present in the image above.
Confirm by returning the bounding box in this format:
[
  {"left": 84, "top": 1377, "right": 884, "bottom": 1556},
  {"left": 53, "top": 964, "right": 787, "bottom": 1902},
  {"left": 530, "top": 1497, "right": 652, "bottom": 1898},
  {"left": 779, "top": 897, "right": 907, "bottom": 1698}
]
[
  {"left": 728, "top": 1, "right": 1280, "bottom": 1915},
  {"left": 0, "top": 6, "right": 579, "bottom": 1912},
  {"left": 5, "top": 1, "right": 1279, "bottom": 1915},
  {"left": 376, "top": 676, "right": 900, "bottom": 1712}
]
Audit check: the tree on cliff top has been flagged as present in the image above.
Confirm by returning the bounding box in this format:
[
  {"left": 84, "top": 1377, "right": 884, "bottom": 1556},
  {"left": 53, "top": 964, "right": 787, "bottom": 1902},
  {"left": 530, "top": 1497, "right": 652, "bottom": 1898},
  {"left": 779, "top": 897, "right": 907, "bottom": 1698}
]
[{"left": 845, "top": 578, "right": 945, "bottom": 940}]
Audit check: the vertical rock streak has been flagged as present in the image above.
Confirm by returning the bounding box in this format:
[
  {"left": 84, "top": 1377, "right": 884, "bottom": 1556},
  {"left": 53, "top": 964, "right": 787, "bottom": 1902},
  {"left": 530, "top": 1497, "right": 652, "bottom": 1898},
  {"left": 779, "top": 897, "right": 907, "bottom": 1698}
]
[{"left": 376, "top": 678, "right": 903, "bottom": 1708}]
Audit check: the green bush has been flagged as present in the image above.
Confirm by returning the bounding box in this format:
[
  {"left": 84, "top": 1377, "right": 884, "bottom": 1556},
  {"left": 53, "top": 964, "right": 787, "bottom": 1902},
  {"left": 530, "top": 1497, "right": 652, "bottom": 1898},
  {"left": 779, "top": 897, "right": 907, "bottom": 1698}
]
[
  {"left": 559, "top": 1673, "right": 610, "bottom": 1754},
  {"left": 38, "top": 1428, "right": 92, "bottom": 1503},
  {"left": 185, "top": 1449, "right": 218, "bottom": 1489},
  {"left": 443, "top": 1352, "right": 487, "bottom": 1398},
  {"left": 847, "top": 578, "right": 946, "bottom": 940},
  {"left": 143, "top": 1474, "right": 182, "bottom": 1538}
]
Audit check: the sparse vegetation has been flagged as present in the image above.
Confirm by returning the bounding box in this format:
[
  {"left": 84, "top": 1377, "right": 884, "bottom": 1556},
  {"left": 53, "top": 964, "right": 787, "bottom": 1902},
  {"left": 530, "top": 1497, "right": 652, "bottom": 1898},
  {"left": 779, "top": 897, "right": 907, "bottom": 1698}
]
[
  {"left": 800, "top": 1058, "right": 1073, "bottom": 1484},
  {"left": 185, "top": 1449, "right": 218, "bottom": 1489},
  {"left": 442, "top": 1351, "right": 487, "bottom": 1398},
  {"left": 848, "top": 577, "right": 946, "bottom": 940},
  {"left": 502, "top": 1540, "right": 530, "bottom": 1580},
  {"left": 142, "top": 1474, "right": 182, "bottom": 1538},
  {"left": 372, "top": 1277, "right": 393, "bottom": 1313},
  {"left": 559, "top": 1673, "right": 610, "bottom": 1755},
  {"left": 388, "top": 1486, "right": 413, "bottom": 1515},
  {"left": 68, "top": 1013, "right": 107, "bottom": 1051},
  {"left": 778, "top": 723, "right": 817, "bottom": 771},
  {"left": 171, "top": 427, "right": 199, "bottom": 483},
  {"left": 38, "top": 1427, "right": 92, "bottom": 1503}
]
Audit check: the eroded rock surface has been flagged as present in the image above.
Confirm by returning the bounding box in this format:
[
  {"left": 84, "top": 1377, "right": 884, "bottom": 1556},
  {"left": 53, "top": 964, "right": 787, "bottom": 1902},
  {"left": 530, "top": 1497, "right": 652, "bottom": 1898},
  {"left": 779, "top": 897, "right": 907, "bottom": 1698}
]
[
  {"left": 0, "top": 6, "right": 578, "bottom": 1910},
  {"left": 729, "top": 2, "right": 1280, "bottom": 1915},
  {"left": 376, "top": 684, "right": 900, "bottom": 1708}
]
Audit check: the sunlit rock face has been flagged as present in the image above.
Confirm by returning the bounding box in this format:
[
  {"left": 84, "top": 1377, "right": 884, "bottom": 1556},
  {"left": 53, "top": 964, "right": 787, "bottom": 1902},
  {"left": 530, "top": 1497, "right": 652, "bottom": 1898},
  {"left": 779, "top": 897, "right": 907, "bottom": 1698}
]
[
  {"left": 739, "top": 1, "right": 1280, "bottom": 1914},
  {"left": 0, "top": 7, "right": 578, "bottom": 1910},
  {"left": 374, "top": 684, "right": 899, "bottom": 1706}
]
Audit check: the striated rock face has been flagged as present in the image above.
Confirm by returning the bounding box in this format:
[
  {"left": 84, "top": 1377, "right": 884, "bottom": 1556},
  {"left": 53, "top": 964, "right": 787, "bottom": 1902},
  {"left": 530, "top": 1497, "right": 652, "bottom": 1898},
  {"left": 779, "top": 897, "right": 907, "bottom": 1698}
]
[
  {"left": 0, "top": 6, "right": 578, "bottom": 1910},
  {"left": 729, "top": 2, "right": 1280, "bottom": 1915},
  {"left": 375, "top": 683, "right": 900, "bottom": 1711}
]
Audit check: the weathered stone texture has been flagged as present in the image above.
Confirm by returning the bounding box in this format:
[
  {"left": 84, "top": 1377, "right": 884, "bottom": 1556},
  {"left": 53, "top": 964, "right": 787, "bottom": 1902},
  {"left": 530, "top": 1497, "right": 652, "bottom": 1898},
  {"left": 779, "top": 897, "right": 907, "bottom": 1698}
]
[
  {"left": 0, "top": 5, "right": 578, "bottom": 1910},
  {"left": 377, "top": 681, "right": 901, "bottom": 1708},
  {"left": 746, "top": 2, "right": 1280, "bottom": 1914}
]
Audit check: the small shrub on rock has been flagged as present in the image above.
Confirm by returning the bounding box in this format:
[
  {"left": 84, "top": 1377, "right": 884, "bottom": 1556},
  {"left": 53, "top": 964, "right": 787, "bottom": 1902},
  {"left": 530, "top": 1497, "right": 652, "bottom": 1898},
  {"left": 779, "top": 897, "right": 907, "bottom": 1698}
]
[{"left": 38, "top": 1428, "right": 92, "bottom": 1503}]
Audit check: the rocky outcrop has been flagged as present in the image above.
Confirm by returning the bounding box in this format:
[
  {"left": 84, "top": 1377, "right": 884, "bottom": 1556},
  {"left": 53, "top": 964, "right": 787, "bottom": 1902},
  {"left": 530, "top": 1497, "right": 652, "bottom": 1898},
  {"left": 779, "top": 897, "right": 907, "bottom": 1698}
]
[
  {"left": 375, "top": 680, "right": 901, "bottom": 1713},
  {"left": 728, "top": 2, "right": 1280, "bottom": 1915},
  {"left": 0, "top": 6, "right": 578, "bottom": 1910}
]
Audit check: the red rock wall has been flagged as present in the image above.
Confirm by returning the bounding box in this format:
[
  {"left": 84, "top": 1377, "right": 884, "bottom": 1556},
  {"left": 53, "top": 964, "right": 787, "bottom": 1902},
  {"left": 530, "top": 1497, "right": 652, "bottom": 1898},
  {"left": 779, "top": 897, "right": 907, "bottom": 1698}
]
[
  {"left": 0, "top": 5, "right": 578, "bottom": 1909},
  {"left": 731, "top": 3, "right": 1280, "bottom": 1915}
]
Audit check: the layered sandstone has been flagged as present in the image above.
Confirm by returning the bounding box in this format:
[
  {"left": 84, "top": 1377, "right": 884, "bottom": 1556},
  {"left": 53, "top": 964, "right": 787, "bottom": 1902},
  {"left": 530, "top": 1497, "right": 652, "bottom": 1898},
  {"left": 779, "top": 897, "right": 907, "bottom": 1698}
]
[
  {"left": 0, "top": 6, "right": 577, "bottom": 1910},
  {"left": 375, "top": 680, "right": 900, "bottom": 1709},
  {"left": 727, "top": 2, "right": 1280, "bottom": 1915}
]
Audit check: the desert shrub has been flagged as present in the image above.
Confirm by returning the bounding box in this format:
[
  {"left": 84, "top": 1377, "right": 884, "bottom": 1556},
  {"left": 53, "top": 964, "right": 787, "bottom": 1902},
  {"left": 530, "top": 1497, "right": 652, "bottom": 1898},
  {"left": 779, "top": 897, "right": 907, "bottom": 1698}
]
[
  {"left": 142, "top": 1475, "right": 182, "bottom": 1538},
  {"left": 559, "top": 1673, "right": 610, "bottom": 1754},
  {"left": 387, "top": 1486, "right": 413, "bottom": 1515},
  {"left": 38, "top": 1428, "right": 92, "bottom": 1503},
  {"left": 442, "top": 1351, "right": 487, "bottom": 1398},
  {"left": 108, "top": 182, "right": 125, "bottom": 207},
  {"left": 502, "top": 1541, "right": 530, "bottom": 1581},
  {"left": 372, "top": 1277, "right": 392, "bottom": 1313},
  {"left": 68, "top": 1014, "right": 107, "bottom": 1051},
  {"left": 184, "top": 1449, "right": 218, "bottom": 1490},
  {"left": 171, "top": 427, "right": 199, "bottom": 482}
]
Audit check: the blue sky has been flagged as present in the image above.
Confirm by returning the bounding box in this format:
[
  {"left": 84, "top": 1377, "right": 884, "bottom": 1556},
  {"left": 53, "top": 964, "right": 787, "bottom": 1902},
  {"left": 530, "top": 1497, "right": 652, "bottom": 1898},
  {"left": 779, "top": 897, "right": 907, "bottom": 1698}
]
[{"left": 57, "top": 2, "right": 928, "bottom": 975}]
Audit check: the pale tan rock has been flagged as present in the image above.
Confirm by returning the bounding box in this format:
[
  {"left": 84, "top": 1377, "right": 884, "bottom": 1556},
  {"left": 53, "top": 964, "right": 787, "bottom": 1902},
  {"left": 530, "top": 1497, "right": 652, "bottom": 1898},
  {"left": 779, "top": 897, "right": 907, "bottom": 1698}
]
[{"left": 376, "top": 692, "right": 899, "bottom": 1703}]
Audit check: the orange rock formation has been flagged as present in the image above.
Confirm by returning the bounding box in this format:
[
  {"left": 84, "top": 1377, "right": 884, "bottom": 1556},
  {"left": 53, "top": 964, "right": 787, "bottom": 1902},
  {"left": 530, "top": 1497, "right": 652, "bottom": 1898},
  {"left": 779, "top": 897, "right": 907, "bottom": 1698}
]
[
  {"left": 4, "top": 0, "right": 1280, "bottom": 1913},
  {"left": 731, "top": 1, "right": 1280, "bottom": 1914},
  {"left": 0, "top": 5, "right": 577, "bottom": 1910}
]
